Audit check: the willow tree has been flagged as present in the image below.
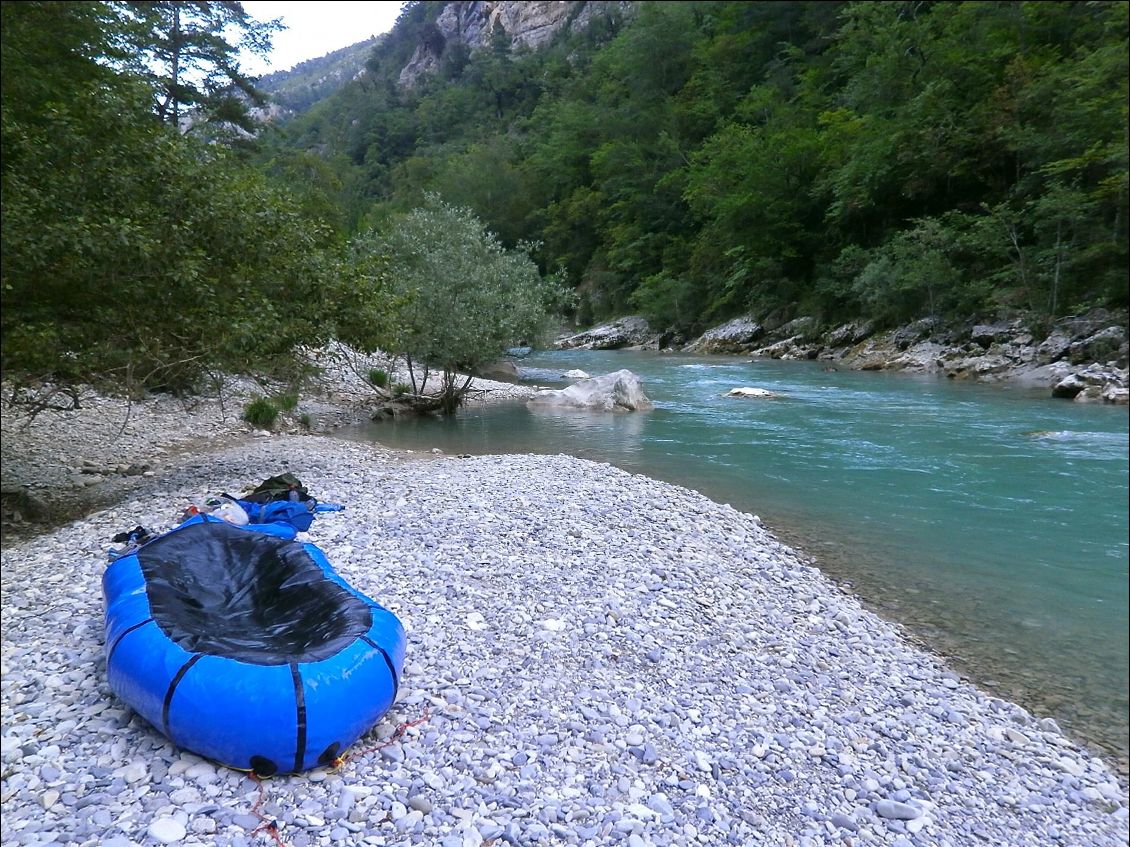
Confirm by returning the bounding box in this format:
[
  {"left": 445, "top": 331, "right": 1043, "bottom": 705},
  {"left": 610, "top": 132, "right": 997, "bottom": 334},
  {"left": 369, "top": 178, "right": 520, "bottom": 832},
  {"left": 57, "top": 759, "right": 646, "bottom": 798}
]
[{"left": 348, "top": 195, "right": 569, "bottom": 414}]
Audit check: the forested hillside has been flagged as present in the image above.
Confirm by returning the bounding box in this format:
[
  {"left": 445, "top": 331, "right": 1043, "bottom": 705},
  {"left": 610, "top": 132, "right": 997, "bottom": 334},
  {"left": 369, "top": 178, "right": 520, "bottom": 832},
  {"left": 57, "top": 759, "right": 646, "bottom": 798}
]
[
  {"left": 3, "top": 1, "right": 1126, "bottom": 402},
  {"left": 257, "top": 36, "right": 381, "bottom": 115},
  {"left": 0, "top": 0, "right": 561, "bottom": 408},
  {"left": 259, "top": 0, "right": 1129, "bottom": 336}
]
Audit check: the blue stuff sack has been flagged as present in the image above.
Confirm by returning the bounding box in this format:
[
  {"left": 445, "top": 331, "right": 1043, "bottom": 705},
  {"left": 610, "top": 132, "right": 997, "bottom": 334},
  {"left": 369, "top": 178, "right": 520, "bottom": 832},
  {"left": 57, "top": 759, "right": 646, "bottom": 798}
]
[{"left": 237, "top": 499, "right": 316, "bottom": 532}]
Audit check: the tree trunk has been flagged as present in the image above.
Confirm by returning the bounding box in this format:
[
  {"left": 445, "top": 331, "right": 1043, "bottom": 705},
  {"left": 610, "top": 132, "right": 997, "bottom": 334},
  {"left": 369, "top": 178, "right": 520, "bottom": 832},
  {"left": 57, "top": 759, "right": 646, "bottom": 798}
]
[{"left": 170, "top": 5, "right": 181, "bottom": 128}]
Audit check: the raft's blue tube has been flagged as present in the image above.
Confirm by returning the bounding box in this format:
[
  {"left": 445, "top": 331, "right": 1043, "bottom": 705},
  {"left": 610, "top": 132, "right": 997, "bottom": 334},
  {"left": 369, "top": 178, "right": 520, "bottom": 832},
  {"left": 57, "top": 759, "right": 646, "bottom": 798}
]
[{"left": 102, "top": 515, "right": 406, "bottom": 775}]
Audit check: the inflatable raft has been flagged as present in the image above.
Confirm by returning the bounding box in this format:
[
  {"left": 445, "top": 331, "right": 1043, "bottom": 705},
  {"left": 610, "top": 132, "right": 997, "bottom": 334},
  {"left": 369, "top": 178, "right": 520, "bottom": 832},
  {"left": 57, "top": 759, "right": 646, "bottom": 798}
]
[{"left": 102, "top": 515, "right": 406, "bottom": 776}]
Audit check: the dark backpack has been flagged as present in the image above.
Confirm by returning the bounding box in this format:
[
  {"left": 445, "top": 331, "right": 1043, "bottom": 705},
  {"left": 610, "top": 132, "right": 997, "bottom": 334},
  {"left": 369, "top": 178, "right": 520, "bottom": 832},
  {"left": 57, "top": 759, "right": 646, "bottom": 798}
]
[{"left": 241, "top": 472, "right": 313, "bottom": 504}]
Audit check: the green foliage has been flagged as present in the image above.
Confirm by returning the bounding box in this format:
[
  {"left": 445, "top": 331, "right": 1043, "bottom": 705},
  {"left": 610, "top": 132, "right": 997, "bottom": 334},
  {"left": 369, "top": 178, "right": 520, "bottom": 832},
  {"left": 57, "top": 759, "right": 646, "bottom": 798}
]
[
  {"left": 630, "top": 270, "right": 699, "bottom": 333},
  {"left": 5, "top": 0, "right": 1125, "bottom": 402},
  {"left": 368, "top": 368, "right": 389, "bottom": 388},
  {"left": 844, "top": 217, "right": 965, "bottom": 326},
  {"left": 392, "top": 382, "right": 411, "bottom": 398},
  {"left": 240, "top": 390, "right": 299, "bottom": 428},
  {"left": 1, "top": 2, "right": 127, "bottom": 109},
  {"left": 242, "top": 396, "right": 279, "bottom": 428},
  {"left": 257, "top": 37, "right": 381, "bottom": 114},
  {"left": 114, "top": 0, "right": 282, "bottom": 133},
  {"left": 683, "top": 87, "right": 824, "bottom": 320},
  {"left": 261, "top": 0, "right": 1126, "bottom": 334},
  {"left": 347, "top": 195, "right": 570, "bottom": 413},
  {"left": 1, "top": 1, "right": 356, "bottom": 393},
  {"left": 1, "top": 88, "right": 338, "bottom": 386},
  {"left": 274, "top": 391, "right": 299, "bottom": 412}
]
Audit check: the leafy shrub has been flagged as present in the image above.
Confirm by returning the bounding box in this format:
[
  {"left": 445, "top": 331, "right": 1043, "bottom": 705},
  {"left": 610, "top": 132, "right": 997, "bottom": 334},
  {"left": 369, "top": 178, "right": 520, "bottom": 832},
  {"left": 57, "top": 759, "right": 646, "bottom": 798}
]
[
  {"left": 242, "top": 396, "right": 279, "bottom": 428},
  {"left": 392, "top": 382, "right": 411, "bottom": 397},
  {"left": 347, "top": 195, "right": 570, "bottom": 414},
  {"left": 274, "top": 391, "right": 299, "bottom": 411},
  {"left": 298, "top": 412, "right": 312, "bottom": 430},
  {"left": 368, "top": 368, "right": 389, "bottom": 388}
]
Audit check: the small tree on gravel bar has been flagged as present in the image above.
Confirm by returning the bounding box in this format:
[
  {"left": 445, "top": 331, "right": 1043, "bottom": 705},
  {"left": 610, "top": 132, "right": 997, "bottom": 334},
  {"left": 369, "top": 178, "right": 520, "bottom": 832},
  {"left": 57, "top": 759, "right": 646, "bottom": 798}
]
[{"left": 347, "top": 195, "right": 569, "bottom": 414}]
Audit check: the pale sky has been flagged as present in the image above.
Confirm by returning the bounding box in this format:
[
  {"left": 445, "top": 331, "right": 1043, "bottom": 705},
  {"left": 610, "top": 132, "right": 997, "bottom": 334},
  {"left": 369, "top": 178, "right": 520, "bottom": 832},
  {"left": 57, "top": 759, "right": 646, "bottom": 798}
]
[{"left": 241, "top": 2, "right": 407, "bottom": 76}]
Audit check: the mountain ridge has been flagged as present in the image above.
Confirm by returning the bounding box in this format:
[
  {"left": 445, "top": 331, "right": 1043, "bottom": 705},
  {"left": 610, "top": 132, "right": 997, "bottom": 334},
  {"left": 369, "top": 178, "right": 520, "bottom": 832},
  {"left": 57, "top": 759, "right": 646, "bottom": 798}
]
[
  {"left": 253, "top": 1, "right": 631, "bottom": 116},
  {"left": 255, "top": 35, "right": 384, "bottom": 116}
]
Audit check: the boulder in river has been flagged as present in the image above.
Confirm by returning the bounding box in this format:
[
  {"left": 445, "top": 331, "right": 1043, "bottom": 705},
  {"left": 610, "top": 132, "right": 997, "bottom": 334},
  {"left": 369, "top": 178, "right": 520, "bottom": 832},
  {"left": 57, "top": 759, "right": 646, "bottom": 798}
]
[
  {"left": 724, "top": 387, "right": 779, "bottom": 399},
  {"left": 528, "top": 369, "right": 653, "bottom": 411},
  {"left": 477, "top": 360, "right": 520, "bottom": 382},
  {"left": 1052, "top": 374, "right": 1088, "bottom": 399}
]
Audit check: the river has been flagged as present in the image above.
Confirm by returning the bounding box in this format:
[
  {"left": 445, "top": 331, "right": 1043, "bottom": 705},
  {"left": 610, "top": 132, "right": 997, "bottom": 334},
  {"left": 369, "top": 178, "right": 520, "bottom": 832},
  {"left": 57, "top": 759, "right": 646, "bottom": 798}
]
[{"left": 339, "top": 349, "right": 1130, "bottom": 775}]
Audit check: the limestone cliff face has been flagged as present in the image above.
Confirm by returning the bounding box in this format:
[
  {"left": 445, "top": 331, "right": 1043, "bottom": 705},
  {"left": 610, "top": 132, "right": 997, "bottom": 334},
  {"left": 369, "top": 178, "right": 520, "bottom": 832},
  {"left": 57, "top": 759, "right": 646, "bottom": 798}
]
[{"left": 398, "top": 1, "right": 630, "bottom": 86}]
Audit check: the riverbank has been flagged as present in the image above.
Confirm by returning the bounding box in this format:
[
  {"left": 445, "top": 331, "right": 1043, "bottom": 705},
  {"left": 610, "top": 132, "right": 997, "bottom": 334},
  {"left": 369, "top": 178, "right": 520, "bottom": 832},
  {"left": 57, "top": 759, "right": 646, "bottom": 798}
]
[
  {"left": 3, "top": 435, "right": 1128, "bottom": 847},
  {"left": 554, "top": 309, "right": 1130, "bottom": 404},
  {"left": 2, "top": 363, "right": 1129, "bottom": 846},
  {"left": 344, "top": 345, "right": 1130, "bottom": 784},
  {"left": 0, "top": 343, "right": 535, "bottom": 535}
]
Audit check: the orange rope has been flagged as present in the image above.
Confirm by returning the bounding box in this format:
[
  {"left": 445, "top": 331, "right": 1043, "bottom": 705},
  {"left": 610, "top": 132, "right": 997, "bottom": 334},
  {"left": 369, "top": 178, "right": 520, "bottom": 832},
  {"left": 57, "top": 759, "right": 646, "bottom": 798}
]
[
  {"left": 240, "top": 708, "right": 430, "bottom": 845},
  {"left": 247, "top": 773, "right": 290, "bottom": 847},
  {"left": 333, "top": 707, "right": 431, "bottom": 771}
]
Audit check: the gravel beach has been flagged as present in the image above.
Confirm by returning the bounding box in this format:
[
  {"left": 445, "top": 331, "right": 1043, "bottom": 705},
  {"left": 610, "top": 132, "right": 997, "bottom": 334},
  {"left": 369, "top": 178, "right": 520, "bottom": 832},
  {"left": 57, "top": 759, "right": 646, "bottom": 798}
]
[{"left": 2, "top": 364, "right": 1128, "bottom": 847}]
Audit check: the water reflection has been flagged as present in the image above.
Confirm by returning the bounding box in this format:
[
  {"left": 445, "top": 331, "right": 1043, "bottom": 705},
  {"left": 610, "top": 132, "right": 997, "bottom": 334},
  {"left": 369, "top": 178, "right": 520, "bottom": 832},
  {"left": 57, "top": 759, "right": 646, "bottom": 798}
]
[{"left": 525, "top": 403, "right": 649, "bottom": 449}]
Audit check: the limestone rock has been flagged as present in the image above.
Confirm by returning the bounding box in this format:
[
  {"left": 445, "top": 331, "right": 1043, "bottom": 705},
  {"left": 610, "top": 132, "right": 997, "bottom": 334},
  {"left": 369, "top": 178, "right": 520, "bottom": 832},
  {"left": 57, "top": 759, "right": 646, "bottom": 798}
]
[
  {"left": 555, "top": 316, "right": 654, "bottom": 350},
  {"left": 823, "top": 321, "right": 875, "bottom": 348},
  {"left": 892, "top": 317, "right": 944, "bottom": 350},
  {"left": 943, "top": 352, "right": 1012, "bottom": 379},
  {"left": 528, "top": 369, "right": 653, "bottom": 411},
  {"left": 724, "top": 387, "right": 778, "bottom": 399},
  {"left": 1101, "top": 384, "right": 1129, "bottom": 404},
  {"left": 768, "top": 316, "right": 819, "bottom": 342},
  {"left": 750, "top": 336, "right": 818, "bottom": 361},
  {"left": 970, "top": 319, "right": 1024, "bottom": 347},
  {"left": 477, "top": 360, "right": 520, "bottom": 382},
  {"left": 686, "top": 317, "right": 764, "bottom": 354},
  {"left": 876, "top": 799, "right": 923, "bottom": 821},
  {"left": 147, "top": 817, "right": 187, "bottom": 844},
  {"left": 1069, "top": 325, "right": 1127, "bottom": 365},
  {"left": 1036, "top": 332, "right": 1073, "bottom": 364},
  {"left": 399, "top": 1, "right": 632, "bottom": 87},
  {"left": 1052, "top": 374, "right": 1087, "bottom": 399}
]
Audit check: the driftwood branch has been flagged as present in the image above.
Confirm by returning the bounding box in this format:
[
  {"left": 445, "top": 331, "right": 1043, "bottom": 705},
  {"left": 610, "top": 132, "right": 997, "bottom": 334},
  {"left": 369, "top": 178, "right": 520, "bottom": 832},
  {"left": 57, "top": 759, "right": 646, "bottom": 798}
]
[
  {"left": 113, "top": 363, "right": 135, "bottom": 440},
  {"left": 333, "top": 341, "right": 392, "bottom": 399},
  {"left": 6, "top": 383, "right": 84, "bottom": 430}
]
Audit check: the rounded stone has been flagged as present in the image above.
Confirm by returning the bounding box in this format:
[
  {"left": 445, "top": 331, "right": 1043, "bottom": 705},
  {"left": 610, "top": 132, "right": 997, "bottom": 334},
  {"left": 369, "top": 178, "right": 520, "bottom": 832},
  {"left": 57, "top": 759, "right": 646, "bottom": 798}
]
[{"left": 147, "top": 816, "right": 187, "bottom": 844}]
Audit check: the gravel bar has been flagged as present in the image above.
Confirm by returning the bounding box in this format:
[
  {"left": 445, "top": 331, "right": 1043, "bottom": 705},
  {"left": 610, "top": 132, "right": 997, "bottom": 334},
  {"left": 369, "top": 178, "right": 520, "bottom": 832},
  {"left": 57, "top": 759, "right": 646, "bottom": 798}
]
[{"left": 2, "top": 380, "right": 1128, "bottom": 847}]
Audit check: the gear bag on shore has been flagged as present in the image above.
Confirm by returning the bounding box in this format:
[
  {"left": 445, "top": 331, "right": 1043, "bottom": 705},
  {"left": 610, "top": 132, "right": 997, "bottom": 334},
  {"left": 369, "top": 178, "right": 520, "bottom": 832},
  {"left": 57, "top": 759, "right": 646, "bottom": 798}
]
[
  {"left": 240, "top": 472, "right": 313, "bottom": 504},
  {"left": 228, "top": 473, "right": 344, "bottom": 533}
]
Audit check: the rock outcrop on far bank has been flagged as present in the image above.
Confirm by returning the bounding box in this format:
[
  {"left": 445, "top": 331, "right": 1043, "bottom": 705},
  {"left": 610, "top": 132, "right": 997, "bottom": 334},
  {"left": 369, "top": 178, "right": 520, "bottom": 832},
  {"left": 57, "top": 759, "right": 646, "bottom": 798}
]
[
  {"left": 555, "top": 310, "right": 1129, "bottom": 403},
  {"left": 554, "top": 316, "right": 656, "bottom": 350}
]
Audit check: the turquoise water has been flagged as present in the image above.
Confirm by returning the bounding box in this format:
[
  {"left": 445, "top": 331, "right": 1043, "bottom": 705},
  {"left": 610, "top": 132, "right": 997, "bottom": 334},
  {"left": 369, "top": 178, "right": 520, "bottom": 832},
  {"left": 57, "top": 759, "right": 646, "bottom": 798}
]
[{"left": 340, "top": 349, "right": 1130, "bottom": 772}]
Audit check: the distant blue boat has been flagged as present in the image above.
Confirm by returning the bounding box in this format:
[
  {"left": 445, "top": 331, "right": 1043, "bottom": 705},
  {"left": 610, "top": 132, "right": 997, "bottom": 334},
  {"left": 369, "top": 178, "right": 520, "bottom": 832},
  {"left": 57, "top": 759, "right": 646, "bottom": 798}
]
[{"left": 102, "top": 515, "right": 406, "bottom": 776}]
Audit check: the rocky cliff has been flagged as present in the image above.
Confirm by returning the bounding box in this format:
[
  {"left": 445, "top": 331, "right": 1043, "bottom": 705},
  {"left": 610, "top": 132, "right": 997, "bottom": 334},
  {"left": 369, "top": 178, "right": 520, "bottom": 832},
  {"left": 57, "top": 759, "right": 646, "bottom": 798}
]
[{"left": 399, "top": 1, "right": 630, "bottom": 86}]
